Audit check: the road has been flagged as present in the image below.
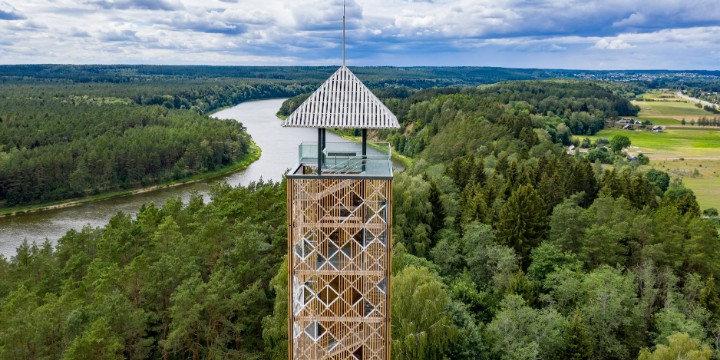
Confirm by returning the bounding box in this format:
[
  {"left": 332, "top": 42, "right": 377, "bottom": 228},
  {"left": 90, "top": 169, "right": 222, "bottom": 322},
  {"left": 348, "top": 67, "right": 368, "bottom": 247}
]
[{"left": 676, "top": 91, "right": 719, "bottom": 110}]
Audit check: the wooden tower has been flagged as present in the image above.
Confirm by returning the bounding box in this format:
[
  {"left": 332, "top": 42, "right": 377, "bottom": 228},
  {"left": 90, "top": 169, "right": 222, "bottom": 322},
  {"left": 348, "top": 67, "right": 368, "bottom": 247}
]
[{"left": 283, "top": 38, "right": 400, "bottom": 360}]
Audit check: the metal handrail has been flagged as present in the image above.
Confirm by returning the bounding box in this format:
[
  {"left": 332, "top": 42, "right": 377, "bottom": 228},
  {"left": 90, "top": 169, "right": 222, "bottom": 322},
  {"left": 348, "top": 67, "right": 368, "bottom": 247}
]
[{"left": 296, "top": 141, "right": 393, "bottom": 176}]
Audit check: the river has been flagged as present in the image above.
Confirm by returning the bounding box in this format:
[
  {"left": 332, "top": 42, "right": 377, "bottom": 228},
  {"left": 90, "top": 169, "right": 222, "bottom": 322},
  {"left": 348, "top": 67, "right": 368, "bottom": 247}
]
[{"left": 0, "top": 99, "right": 394, "bottom": 258}]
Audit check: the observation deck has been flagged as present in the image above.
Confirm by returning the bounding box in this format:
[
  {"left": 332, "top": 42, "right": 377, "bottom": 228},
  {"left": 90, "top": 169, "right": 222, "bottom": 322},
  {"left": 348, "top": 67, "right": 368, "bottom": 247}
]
[{"left": 287, "top": 141, "right": 392, "bottom": 179}]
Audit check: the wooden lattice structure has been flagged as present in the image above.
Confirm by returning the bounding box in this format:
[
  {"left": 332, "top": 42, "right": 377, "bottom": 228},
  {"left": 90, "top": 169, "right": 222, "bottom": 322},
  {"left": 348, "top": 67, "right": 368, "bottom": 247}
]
[
  {"left": 286, "top": 177, "right": 392, "bottom": 359},
  {"left": 283, "top": 7, "right": 399, "bottom": 357}
]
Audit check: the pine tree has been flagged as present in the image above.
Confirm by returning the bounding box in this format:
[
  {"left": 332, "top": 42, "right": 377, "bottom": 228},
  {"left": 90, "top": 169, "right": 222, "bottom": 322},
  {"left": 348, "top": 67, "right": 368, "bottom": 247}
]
[
  {"left": 564, "top": 310, "right": 593, "bottom": 360},
  {"left": 495, "top": 184, "right": 549, "bottom": 267},
  {"left": 428, "top": 180, "right": 446, "bottom": 240},
  {"left": 699, "top": 276, "right": 720, "bottom": 321}
]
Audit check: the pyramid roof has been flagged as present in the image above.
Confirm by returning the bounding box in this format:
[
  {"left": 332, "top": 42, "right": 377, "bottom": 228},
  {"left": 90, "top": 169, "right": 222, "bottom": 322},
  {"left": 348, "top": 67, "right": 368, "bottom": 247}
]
[{"left": 283, "top": 66, "right": 400, "bottom": 129}]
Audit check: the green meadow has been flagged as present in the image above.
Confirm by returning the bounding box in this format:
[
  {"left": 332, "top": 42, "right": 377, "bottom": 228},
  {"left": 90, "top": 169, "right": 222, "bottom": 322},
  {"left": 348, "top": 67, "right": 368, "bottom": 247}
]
[
  {"left": 652, "top": 159, "right": 720, "bottom": 211},
  {"left": 585, "top": 92, "right": 720, "bottom": 211},
  {"left": 632, "top": 100, "right": 713, "bottom": 117},
  {"left": 585, "top": 128, "right": 720, "bottom": 159}
]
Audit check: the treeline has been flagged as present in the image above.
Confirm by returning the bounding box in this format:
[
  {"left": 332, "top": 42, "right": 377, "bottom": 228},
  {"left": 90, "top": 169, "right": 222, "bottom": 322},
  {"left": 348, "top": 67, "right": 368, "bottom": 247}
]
[
  {"left": 0, "top": 80, "right": 316, "bottom": 115},
  {"left": 0, "top": 64, "right": 580, "bottom": 87},
  {"left": 1, "top": 82, "right": 718, "bottom": 359},
  {"left": 0, "top": 94, "right": 251, "bottom": 207},
  {"left": 281, "top": 81, "right": 639, "bottom": 157}
]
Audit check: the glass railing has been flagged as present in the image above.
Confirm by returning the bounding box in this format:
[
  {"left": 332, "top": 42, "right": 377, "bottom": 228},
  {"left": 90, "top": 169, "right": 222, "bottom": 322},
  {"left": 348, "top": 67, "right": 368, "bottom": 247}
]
[{"left": 296, "top": 142, "right": 392, "bottom": 176}]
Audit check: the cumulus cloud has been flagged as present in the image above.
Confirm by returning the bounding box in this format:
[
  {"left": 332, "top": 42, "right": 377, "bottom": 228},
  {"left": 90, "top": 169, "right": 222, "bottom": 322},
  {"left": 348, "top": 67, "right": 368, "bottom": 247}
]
[
  {"left": 291, "top": 0, "right": 363, "bottom": 31},
  {"left": 5, "top": 20, "right": 47, "bottom": 32},
  {"left": 1, "top": 0, "right": 720, "bottom": 69},
  {"left": 87, "top": 0, "right": 182, "bottom": 11},
  {"left": 160, "top": 8, "right": 277, "bottom": 35},
  {"left": 98, "top": 28, "right": 139, "bottom": 42},
  {"left": 592, "top": 38, "right": 635, "bottom": 50},
  {"left": 0, "top": 1, "right": 24, "bottom": 20}
]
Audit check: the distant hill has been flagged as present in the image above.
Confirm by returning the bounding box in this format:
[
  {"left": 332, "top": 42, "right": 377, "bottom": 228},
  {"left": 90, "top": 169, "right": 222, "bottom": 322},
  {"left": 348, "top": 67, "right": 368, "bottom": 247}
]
[{"left": 2, "top": 64, "right": 719, "bottom": 88}]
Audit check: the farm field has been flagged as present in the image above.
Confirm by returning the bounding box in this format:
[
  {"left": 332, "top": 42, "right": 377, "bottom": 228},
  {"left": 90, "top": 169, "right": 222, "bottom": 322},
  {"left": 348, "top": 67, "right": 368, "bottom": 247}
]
[
  {"left": 586, "top": 119, "right": 720, "bottom": 211},
  {"left": 652, "top": 159, "right": 720, "bottom": 211},
  {"left": 637, "top": 115, "right": 720, "bottom": 129},
  {"left": 632, "top": 100, "right": 715, "bottom": 117},
  {"left": 636, "top": 90, "right": 678, "bottom": 101},
  {"left": 585, "top": 128, "right": 720, "bottom": 159},
  {"left": 631, "top": 92, "right": 719, "bottom": 128}
]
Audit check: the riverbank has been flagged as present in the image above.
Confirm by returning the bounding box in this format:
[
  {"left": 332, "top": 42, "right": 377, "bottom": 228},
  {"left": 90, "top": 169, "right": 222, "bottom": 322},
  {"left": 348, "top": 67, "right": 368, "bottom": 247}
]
[{"left": 0, "top": 142, "right": 261, "bottom": 218}]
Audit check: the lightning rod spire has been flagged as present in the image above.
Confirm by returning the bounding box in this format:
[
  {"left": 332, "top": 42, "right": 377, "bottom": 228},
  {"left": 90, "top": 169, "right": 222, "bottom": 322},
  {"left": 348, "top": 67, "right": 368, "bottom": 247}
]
[{"left": 342, "top": 0, "right": 346, "bottom": 66}]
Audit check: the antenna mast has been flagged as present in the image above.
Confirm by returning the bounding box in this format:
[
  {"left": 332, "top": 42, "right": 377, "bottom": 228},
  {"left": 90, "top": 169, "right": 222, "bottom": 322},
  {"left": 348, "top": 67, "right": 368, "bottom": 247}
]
[{"left": 342, "top": 0, "right": 346, "bottom": 66}]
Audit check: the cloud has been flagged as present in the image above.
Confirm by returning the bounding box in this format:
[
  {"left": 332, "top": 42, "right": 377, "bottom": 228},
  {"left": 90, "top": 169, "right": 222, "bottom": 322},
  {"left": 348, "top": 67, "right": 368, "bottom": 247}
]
[
  {"left": 5, "top": 20, "right": 47, "bottom": 31},
  {"left": 87, "top": 0, "right": 182, "bottom": 11},
  {"left": 160, "top": 8, "right": 278, "bottom": 35},
  {"left": 98, "top": 28, "right": 139, "bottom": 42},
  {"left": 0, "top": 1, "right": 25, "bottom": 20},
  {"left": 592, "top": 38, "right": 635, "bottom": 50},
  {"left": 291, "top": 0, "right": 363, "bottom": 31},
  {"left": 1, "top": 0, "right": 720, "bottom": 69},
  {"left": 69, "top": 28, "right": 91, "bottom": 38}
]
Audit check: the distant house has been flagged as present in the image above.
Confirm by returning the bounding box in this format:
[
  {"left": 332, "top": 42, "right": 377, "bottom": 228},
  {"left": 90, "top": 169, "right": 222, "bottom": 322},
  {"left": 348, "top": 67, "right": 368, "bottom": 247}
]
[
  {"left": 622, "top": 124, "right": 633, "bottom": 130},
  {"left": 617, "top": 119, "right": 629, "bottom": 124},
  {"left": 579, "top": 148, "right": 589, "bottom": 154},
  {"left": 651, "top": 125, "right": 664, "bottom": 132},
  {"left": 567, "top": 145, "right": 576, "bottom": 155}
]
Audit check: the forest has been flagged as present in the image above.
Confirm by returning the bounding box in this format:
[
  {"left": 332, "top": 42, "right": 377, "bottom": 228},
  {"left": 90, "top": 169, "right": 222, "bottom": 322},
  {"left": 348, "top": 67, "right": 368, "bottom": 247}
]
[
  {"left": 0, "top": 75, "right": 323, "bottom": 208},
  {"left": 1, "top": 79, "right": 720, "bottom": 359},
  {"left": 0, "top": 91, "right": 253, "bottom": 207}
]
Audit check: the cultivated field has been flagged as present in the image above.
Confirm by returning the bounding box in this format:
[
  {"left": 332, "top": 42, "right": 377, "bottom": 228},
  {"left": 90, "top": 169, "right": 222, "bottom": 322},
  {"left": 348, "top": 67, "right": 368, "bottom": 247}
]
[
  {"left": 633, "top": 100, "right": 712, "bottom": 117},
  {"left": 654, "top": 159, "right": 720, "bottom": 211},
  {"left": 586, "top": 129, "right": 720, "bottom": 160},
  {"left": 632, "top": 92, "right": 719, "bottom": 126},
  {"left": 586, "top": 128, "right": 720, "bottom": 210},
  {"left": 588, "top": 92, "right": 720, "bottom": 211}
]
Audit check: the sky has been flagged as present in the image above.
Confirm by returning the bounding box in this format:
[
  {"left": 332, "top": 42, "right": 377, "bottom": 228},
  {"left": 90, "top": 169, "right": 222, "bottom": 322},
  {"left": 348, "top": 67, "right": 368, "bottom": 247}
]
[{"left": 1, "top": 0, "right": 719, "bottom": 69}]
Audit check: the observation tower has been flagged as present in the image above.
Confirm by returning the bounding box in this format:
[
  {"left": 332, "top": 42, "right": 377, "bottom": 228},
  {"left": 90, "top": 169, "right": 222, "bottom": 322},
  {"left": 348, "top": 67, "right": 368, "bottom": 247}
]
[{"left": 283, "top": 6, "right": 400, "bottom": 359}]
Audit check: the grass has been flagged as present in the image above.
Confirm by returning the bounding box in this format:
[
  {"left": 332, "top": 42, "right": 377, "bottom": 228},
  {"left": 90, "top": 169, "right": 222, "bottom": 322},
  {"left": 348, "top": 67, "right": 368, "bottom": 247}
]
[
  {"left": 636, "top": 117, "right": 685, "bottom": 125},
  {"left": 623, "top": 93, "right": 720, "bottom": 213},
  {"left": 648, "top": 159, "right": 720, "bottom": 211},
  {"left": 0, "top": 142, "right": 262, "bottom": 218},
  {"left": 637, "top": 90, "right": 678, "bottom": 101},
  {"left": 584, "top": 128, "right": 720, "bottom": 159},
  {"left": 632, "top": 100, "right": 715, "bottom": 117}
]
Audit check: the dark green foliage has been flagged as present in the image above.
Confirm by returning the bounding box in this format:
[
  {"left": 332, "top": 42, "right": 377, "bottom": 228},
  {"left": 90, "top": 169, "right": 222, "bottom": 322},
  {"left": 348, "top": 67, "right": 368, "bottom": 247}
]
[
  {"left": 646, "top": 169, "right": 671, "bottom": 194},
  {"left": 0, "top": 97, "right": 251, "bottom": 207},
  {"left": 702, "top": 208, "right": 718, "bottom": 217},
  {"left": 564, "top": 310, "right": 593, "bottom": 360},
  {"left": 4, "top": 77, "right": 720, "bottom": 359},
  {"left": 0, "top": 180, "right": 286, "bottom": 359},
  {"left": 495, "top": 185, "right": 549, "bottom": 268},
  {"left": 610, "top": 134, "right": 632, "bottom": 152},
  {"left": 663, "top": 180, "right": 701, "bottom": 216}
]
